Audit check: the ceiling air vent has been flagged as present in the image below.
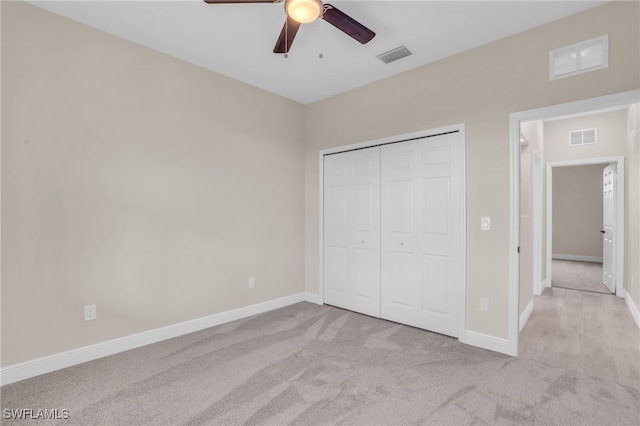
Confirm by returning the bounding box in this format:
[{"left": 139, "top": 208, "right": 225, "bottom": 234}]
[
  {"left": 378, "top": 46, "right": 412, "bottom": 64},
  {"left": 569, "top": 128, "right": 597, "bottom": 146}
]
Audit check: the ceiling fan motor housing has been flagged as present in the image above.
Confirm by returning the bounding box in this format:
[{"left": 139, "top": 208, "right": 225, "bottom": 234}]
[{"left": 285, "top": 0, "right": 323, "bottom": 24}]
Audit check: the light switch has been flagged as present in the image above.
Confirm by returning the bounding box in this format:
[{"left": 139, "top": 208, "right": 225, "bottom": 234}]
[{"left": 481, "top": 216, "right": 491, "bottom": 231}]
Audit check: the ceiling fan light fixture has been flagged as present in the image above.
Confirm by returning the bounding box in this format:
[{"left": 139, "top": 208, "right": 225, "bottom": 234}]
[{"left": 285, "top": 0, "right": 322, "bottom": 24}]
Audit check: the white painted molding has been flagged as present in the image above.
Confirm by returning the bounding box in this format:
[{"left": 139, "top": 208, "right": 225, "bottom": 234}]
[
  {"left": 625, "top": 291, "right": 640, "bottom": 329},
  {"left": 552, "top": 254, "right": 603, "bottom": 263},
  {"left": 304, "top": 292, "right": 323, "bottom": 305},
  {"left": 533, "top": 278, "right": 547, "bottom": 295},
  {"left": 459, "top": 330, "right": 514, "bottom": 356},
  {"left": 0, "top": 293, "right": 308, "bottom": 386},
  {"left": 519, "top": 299, "right": 534, "bottom": 332}
]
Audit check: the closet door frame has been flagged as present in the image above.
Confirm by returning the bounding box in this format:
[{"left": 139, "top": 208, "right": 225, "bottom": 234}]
[{"left": 319, "top": 123, "right": 466, "bottom": 339}]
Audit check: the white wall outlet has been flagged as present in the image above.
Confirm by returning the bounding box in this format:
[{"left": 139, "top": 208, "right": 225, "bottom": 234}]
[
  {"left": 480, "top": 298, "right": 490, "bottom": 313},
  {"left": 481, "top": 216, "right": 491, "bottom": 231},
  {"left": 248, "top": 277, "right": 255, "bottom": 289},
  {"left": 84, "top": 304, "right": 96, "bottom": 321}
]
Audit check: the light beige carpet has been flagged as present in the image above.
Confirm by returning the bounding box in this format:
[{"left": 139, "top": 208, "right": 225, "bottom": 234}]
[
  {"left": 2, "top": 302, "right": 639, "bottom": 425},
  {"left": 552, "top": 259, "right": 611, "bottom": 294}
]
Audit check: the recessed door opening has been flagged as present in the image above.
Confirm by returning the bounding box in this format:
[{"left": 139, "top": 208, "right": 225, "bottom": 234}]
[
  {"left": 511, "top": 91, "right": 639, "bottom": 387},
  {"left": 320, "top": 125, "right": 466, "bottom": 340},
  {"left": 549, "top": 163, "right": 614, "bottom": 295}
]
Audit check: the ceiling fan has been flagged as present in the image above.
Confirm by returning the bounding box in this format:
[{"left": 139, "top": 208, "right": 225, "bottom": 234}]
[{"left": 203, "top": 0, "right": 376, "bottom": 54}]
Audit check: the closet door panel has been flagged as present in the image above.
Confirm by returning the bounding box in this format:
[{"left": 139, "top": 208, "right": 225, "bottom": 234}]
[
  {"left": 381, "top": 132, "right": 463, "bottom": 337},
  {"left": 422, "top": 254, "right": 449, "bottom": 314},
  {"left": 388, "top": 251, "right": 414, "bottom": 308},
  {"left": 325, "top": 246, "right": 347, "bottom": 294},
  {"left": 390, "top": 180, "right": 415, "bottom": 233},
  {"left": 323, "top": 131, "right": 463, "bottom": 337},
  {"left": 323, "top": 147, "right": 381, "bottom": 317}
]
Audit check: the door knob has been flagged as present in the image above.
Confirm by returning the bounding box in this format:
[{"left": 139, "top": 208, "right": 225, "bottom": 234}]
[{"left": 600, "top": 230, "right": 606, "bottom": 234}]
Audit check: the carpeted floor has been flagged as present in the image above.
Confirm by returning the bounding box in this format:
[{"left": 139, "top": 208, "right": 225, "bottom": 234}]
[
  {"left": 2, "top": 302, "right": 639, "bottom": 425},
  {"left": 552, "top": 259, "right": 611, "bottom": 294},
  {"left": 519, "top": 287, "right": 640, "bottom": 390}
]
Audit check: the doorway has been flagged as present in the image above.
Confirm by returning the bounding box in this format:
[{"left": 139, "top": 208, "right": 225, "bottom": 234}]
[
  {"left": 546, "top": 160, "right": 620, "bottom": 295},
  {"left": 511, "top": 92, "right": 639, "bottom": 387},
  {"left": 507, "top": 89, "right": 639, "bottom": 356}
]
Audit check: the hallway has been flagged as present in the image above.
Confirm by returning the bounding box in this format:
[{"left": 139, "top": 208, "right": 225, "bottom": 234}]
[
  {"left": 552, "top": 259, "right": 611, "bottom": 294},
  {"left": 519, "top": 287, "right": 640, "bottom": 390}
]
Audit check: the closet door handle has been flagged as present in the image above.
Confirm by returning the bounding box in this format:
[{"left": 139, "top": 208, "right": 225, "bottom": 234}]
[{"left": 600, "top": 230, "right": 606, "bottom": 234}]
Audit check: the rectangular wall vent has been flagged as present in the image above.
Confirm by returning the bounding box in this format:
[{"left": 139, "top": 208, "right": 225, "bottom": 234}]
[
  {"left": 378, "top": 46, "right": 412, "bottom": 64},
  {"left": 550, "top": 35, "right": 608, "bottom": 80},
  {"left": 569, "top": 128, "right": 597, "bottom": 146}
]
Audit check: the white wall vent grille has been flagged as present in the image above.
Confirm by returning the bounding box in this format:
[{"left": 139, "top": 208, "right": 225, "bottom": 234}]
[
  {"left": 569, "top": 128, "right": 597, "bottom": 146},
  {"left": 550, "top": 35, "right": 608, "bottom": 80}
]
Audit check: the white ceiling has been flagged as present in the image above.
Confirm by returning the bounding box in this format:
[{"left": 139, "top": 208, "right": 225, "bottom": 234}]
[{"left": 29, "top": 0, "right": 608, "bottom": 105}]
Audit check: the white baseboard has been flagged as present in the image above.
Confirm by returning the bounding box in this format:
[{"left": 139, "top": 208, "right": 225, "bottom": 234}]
[
  {"left": 624, "top": 291, "right": 640, "bottom": 329},
  {"left": 519, "top": 299, "right": 534, "bottom": 332},
  {"left": 459, "top": 330, "right": 514, "bottom": 356},
  {"left": 0, "top": 292, "right": 309, "bottom": 386},
  {"left": 533, "top": 278, "right": 547, "bottom": 295},
  {"left": 304, "top": 292, "right": 323, "bottom": 305},
  {"left": 552, "top": 254, "right": 603, "bottom": 263}
]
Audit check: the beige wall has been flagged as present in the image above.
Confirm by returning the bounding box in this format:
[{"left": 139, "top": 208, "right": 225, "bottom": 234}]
[
  {"left": 304, "top": 2, "right": 640, "bottom": 339},
  {"left": 544, "top": 109, "right": 629, "bottom": 163},
  {"left": 1, "top": 2, "right": 305, "bottom": 366},
  {"left": 552, "top": 165, "right": 605, "bottom": 258},
  {"left": 2, "top": 1, "right": 639, "bottom": 368}
]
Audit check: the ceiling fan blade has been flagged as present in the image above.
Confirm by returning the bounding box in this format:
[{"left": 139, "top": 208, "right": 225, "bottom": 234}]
[
  {"left": 322, "top": 4, "right": 375, "bottom": 44},
  {"left": 273, "top": 17, "right": 301, "bottom": 54},
  {"left": 203, "top": 0, "right": 282, "bottom": 4}
]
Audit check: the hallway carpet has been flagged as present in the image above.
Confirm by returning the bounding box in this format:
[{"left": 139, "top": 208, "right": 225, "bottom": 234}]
[
  {"left": 519, "top": 287, "right": 640, "bottom": 390},
  {"left": 2, "top": 302, "right": 639, "bottom": 425},
  {"left": 552, "top": 259, "right": 611, "bottom": 294}
]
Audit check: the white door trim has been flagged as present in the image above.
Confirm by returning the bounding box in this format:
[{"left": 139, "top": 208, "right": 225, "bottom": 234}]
[
  {"left": 545, "top": 158, "right": 624, "bottom": 296},
  {"left": 319, "top": 123, "right": 467, "bottom": 339},
  {"left": 509, "top": 89, "right": 639, "bottom": 356}
]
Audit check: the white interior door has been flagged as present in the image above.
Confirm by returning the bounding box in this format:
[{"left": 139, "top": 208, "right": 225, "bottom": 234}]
[
  {"left": 323, "top": 147, "right": 381, "bottom": 317},
  {"left": 602, "top": 164, "right": 615, "bottom": 292},
  {"left": 380, "top": 132, "right": 463, "bottom": 337}
]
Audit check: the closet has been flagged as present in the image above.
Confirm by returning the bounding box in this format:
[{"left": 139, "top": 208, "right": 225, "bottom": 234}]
[{"left": 323, "top": 131, "right": 463, "bottom": 338}]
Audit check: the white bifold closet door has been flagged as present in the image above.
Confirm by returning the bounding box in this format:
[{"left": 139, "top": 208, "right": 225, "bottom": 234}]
[
  {"left": 323, "top": 147, "right": 381, "bottom": 317},
  {"left": 380, "top": 132, "right": 463, "bottom": 337},
  {"left": 323, "top": 131, "right": 463, "bottom": 337}
]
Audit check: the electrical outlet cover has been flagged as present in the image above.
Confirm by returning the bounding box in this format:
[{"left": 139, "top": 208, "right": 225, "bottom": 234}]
[{"left": 84, "top": 304, "right": 96, "bottom": 321}]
